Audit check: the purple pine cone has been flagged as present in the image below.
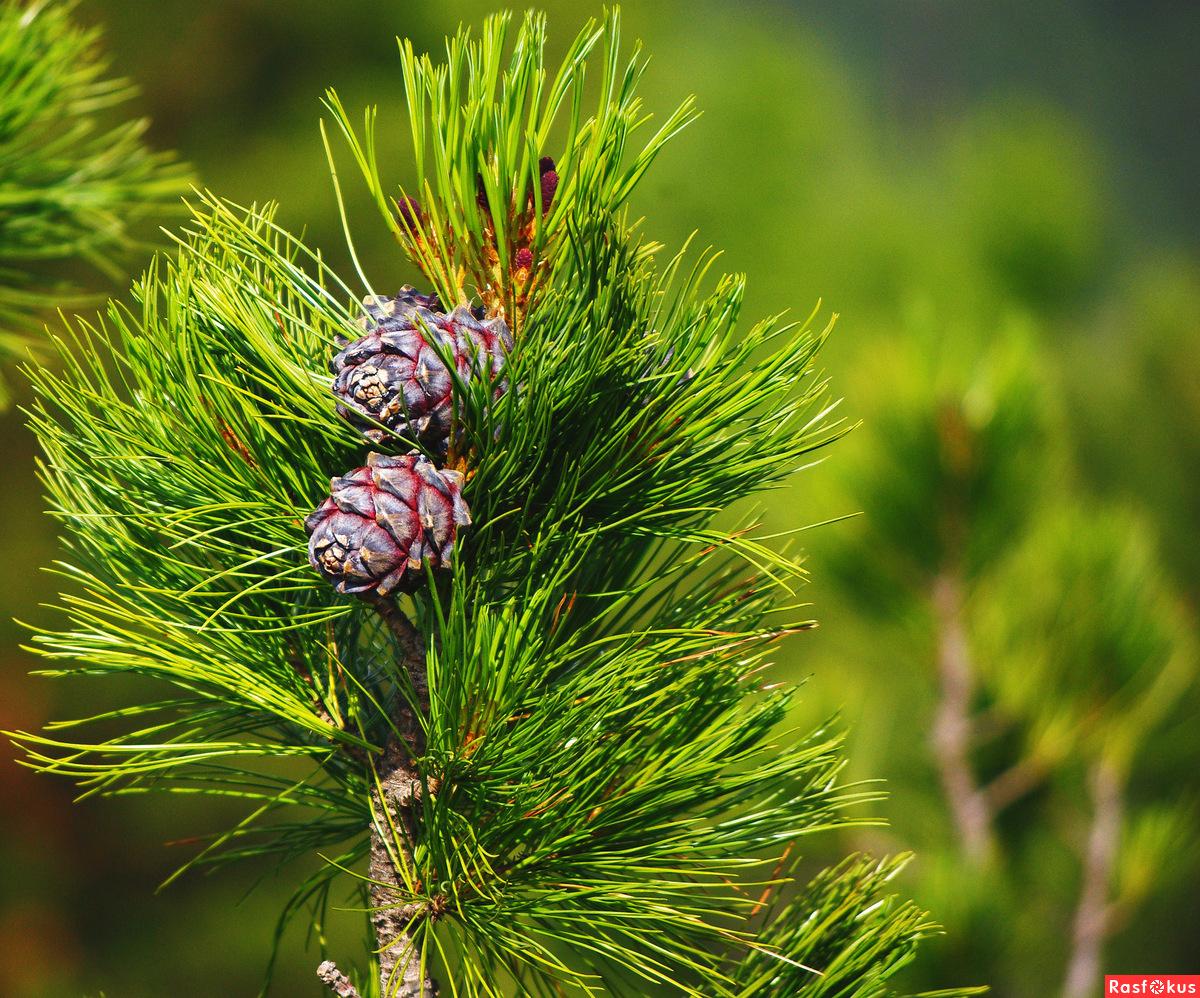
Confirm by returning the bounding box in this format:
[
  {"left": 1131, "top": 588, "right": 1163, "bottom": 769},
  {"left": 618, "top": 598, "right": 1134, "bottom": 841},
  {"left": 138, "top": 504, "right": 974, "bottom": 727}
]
[
  {"left": 331, "top": 287, "right": 512, "bottom": 450},
  {"left": 305, "top": 452, "right": 471, "bottom": 596}
]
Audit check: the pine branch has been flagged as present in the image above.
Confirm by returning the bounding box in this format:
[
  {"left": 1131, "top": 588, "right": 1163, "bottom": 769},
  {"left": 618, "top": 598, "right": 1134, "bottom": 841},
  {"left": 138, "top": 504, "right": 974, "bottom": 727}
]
[
  {"left": 317, "top": 960, "right": 362, "bottom": 998},
  {"left": 363, "top": 594, "right": 439, "bottom": 998},
  {"left": 730, "top": 853, "right": 985, "bottom": 997},
  {"left": 982, "top": 753, "right": 1049, "bottom": 812},
  {"left": 8, "top": 11, "right": 975, "bottom": 996},
  {"left": 930, "top": 570, "right": 995, "bottom": 866},
  {"left": 369, "top": 742, "right": 438, "bottom": 998},
  {"left": 1062, "top": 757, "right": 1124, "bottom": 998}
]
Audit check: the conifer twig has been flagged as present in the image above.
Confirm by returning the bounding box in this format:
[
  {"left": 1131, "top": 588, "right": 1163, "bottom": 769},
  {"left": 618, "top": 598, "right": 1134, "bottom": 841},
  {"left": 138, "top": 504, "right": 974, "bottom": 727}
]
[
  {"left": 317, "top": 959, "right": 363, "bottom": 997},
  {"left": 1062, "top": 757, "right": 1123, "bottom": 998},
  {"left": 362, "top": 593, "right": 439, "bottom": 997},
  {"left": 364, "top": 593, "right": 425, "bottom": 671},
  {"left": 930, "top": 570, "right": 995, "bottom": 865},
  {"left": 10, "top": 15, "right": 980, "bottom": 995},
  {"left": 0, "top": 0, "right": 187, "bottom": 374},
  {"left": 983, "top": 754, "right": 1049, "bottom": 812}
]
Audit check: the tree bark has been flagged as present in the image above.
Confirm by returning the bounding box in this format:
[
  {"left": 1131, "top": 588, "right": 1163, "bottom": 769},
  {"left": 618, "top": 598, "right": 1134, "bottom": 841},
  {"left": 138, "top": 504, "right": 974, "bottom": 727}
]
[
  {"left": 1062, "top": 757, "right": 1123, "bottom": 998},
  {"left": 317, "top": 960, "right": 362, "bottom": 997},
  {"left": 370, "top": 745, "right": 437, "bottom": 997},
  {"left": 930, "top": 570, "right": 995, "bottom": 865},
  {"left": 364, "top": 594, "right": 440, "bottom": 998}
]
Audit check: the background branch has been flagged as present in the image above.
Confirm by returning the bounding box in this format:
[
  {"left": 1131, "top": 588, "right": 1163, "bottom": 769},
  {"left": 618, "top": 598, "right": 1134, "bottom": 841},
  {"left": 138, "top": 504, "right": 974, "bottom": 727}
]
[
  {"left": 930, "top": 570, "right": 996, "bottom": 865},
  {"left": 1062, "top": 757, "right": 1123, "bottom": 998},
  {"left": 983, "top": 755, "right": 1049, "bottom": 813}
]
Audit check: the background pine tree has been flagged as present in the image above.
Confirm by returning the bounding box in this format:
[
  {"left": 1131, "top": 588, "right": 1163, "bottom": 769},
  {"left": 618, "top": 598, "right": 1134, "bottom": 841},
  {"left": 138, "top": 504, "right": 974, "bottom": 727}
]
[
  {"left": 0, "top": 0, "right": 186, "bottom": 401},
  {"left": 809, "top": 318, "right": 1196, "bottom": 996},
  {"left": 7, "top": 12, "right": 980, "bottom": 997}
]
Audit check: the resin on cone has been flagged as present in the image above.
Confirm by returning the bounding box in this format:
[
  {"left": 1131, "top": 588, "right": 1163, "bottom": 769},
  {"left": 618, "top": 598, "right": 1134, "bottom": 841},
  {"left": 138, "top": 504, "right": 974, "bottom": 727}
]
[{"left": 305, "top": 452, "right": 471, "bottom": 596}]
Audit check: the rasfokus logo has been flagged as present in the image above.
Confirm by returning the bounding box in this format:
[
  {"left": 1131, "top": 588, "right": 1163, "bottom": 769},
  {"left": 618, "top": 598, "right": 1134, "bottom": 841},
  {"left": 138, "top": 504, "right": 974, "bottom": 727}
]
[{"left": 1106, "top": 976, "right": 1200, "bottom": 995}]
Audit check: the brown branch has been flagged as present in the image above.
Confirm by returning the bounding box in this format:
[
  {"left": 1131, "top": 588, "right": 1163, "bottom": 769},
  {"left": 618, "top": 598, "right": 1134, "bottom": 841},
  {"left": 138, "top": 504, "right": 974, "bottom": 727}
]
[
  {"left": 360, "top": 593, "right": 440, "bottom": 997},
  {"left": 364, "top": 592, "right": 425, "bottom": 672},
  {"left": 983, "top": 754, "right": 1049, "bottom": 813},
  {"left": 318, "top": 960, "right": 363, "bottom": 997},
  {"left": 930, "top": 570, "right": 995, "bottom": 866},
  {"left": 1062, "top": 757, "right": 1124, "bottom": 998},
  {"left": 369, "top": 746, "right": 439, "bottom": 997}
]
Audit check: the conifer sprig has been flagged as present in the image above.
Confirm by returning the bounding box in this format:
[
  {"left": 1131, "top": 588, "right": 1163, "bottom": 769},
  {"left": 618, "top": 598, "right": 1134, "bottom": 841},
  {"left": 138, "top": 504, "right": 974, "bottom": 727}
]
[
  {"left": 10, "top": 11, "right": 976, "bottom": 997},
  {"left": 324, "top": 11, "right": 695, "bottom": 330},
  {"left": 0, "top": 0, "right": 187, "bottom": 385}
]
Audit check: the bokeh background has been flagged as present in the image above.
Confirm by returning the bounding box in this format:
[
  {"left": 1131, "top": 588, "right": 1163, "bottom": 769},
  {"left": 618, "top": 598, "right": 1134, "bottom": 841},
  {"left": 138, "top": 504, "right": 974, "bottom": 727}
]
[{"left": 2, "top": 1, "right": 1198, "bottom": 995}]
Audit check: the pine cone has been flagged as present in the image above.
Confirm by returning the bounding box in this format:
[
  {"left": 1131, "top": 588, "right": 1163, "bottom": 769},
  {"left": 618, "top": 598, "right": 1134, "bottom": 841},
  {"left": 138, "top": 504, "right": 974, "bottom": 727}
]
[
  {"left": 305, "top": 452, "right": 471, "bottom": 596},
  {"left": 331, "top": 288, "right": 511, "bottom": 451}
]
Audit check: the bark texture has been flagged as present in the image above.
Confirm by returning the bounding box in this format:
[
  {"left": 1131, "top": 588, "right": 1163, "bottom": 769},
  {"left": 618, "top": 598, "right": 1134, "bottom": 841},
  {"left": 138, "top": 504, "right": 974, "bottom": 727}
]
[
  {"left": 365, "top": 594, "right": 440, "bottom": 998},
  {"left": 317, "top": 960, "right": 362, "bottom": 997}
]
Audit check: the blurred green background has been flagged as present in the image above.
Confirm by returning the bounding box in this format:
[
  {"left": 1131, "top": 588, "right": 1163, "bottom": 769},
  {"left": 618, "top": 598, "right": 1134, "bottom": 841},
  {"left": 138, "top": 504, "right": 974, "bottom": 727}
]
[{"left": 2, "top": 1, "right": 1198, "bottom": 995}]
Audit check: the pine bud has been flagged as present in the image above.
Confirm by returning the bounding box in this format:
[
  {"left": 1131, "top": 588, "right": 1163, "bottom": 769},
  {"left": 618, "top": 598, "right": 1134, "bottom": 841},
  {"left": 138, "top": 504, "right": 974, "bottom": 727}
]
[
  {"left": 538, "top": 156, "right": 558, "bottom": 214},
  {"left": 396, "top": 195, "right": 422, "bottom": 231}
]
